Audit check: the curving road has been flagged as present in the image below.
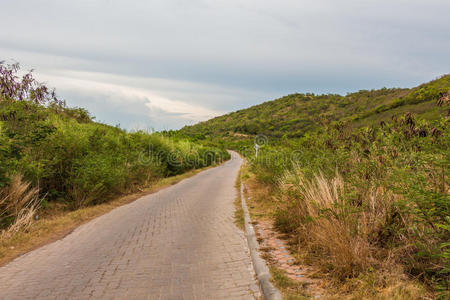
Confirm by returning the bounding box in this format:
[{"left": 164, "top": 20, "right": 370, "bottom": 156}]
[{"left": 0, "top": 151, "right": 260, "bottom": 299}]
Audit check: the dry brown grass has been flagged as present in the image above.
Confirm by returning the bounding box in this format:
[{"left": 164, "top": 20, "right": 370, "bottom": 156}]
[
  {"left": 277, "top": 165, "right": 399, "bottom": 278},
  {"left": 280, "top": 168, "right": 371, "bottom": 277},
  {"left": 242, "top": 165, "right": 432, "bottom": 299},
  {"left": 333, "top": 267, "right": 430, "bottom": 300},
  {"left": 0, "top": 175, "right": 41, "bottom": 239}
]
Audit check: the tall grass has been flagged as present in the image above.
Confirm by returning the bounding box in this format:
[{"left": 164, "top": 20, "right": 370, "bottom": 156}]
[
  {"left": 278, "top": 167, "right": 394, "bottom": 278},
  {"left": 248, "top": 111, "right": 449, "bottom": 294},
  {"left": 0, "top": 175, "right": 41, "bottom": 239}
]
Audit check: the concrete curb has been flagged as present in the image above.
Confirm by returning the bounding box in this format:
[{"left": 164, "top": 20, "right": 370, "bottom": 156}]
[{"left": 241, "top": 183, "right": 283, "bottom": 300}]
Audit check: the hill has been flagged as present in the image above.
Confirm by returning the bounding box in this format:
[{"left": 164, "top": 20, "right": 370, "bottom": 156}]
[
  {"left": 178, "top": 75, "right": 450, "bottom": 297},
  {"left": 180, "top": 75, "right": 449, "bottom": 139}
]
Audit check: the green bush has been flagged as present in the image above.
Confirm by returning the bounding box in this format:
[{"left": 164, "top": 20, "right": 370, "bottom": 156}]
[
  {"left": 0, "top": 97, "right": 229, "bottom": 211},
  {"left": 0, "top": 123, "right": 11, "bottom": 187}
]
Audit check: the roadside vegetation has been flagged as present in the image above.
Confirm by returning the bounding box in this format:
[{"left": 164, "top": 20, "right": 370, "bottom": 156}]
[
  {"left": 249, "top": 113, "right": 449, "bottom": 298},
  {"left": 2, "top": 58, "right": 448, "bottom": 298},
  {"left": 181, "top": 76, "right": 450, "bottom": 298},
  {"left": 0, "top": 62, "right": 229, "bottom": 241}
]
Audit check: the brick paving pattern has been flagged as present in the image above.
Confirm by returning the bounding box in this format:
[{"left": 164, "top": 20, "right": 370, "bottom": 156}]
[{"left": 0, "top": 152, "right": 260, "bottom": 299}]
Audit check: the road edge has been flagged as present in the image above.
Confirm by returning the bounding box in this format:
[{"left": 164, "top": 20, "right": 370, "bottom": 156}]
[{"left": 241, "top": 182, "right": 283, "bottom": 300}]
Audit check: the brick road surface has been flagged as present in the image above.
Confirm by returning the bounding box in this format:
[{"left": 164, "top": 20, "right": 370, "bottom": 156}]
[{"left": 0, "top": 151, "right": 260, "bottom": 299}]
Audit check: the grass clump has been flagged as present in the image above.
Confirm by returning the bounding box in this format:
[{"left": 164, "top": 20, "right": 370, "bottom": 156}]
[{"left": 0, "top": 175, "right": 41, "bottom": 239}]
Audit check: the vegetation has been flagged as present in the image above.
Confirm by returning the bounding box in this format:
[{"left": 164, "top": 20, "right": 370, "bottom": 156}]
[
  {"left": 0, "top": 62, "right": 229, "bottom": 236},
  {"left": 266, "top": 115, "right": 449, "bottom": 290},
  {"left": 181, "top": 76, "right": 450, "bottom": 297},
  {"left": 180, "top": 75, "right": 449, "bottom": 139},
  {"left": 1, "top": 58, "right": 448, "bottom": 297}
]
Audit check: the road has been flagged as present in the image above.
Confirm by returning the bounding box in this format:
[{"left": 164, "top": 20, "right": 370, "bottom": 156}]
[{"left": 0, "top": 151, "right": 260, "bottom": 299}]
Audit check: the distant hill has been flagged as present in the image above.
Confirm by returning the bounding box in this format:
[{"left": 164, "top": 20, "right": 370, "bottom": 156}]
[{"left": 180, "top": 75, "right": 449, "bottom": 139}]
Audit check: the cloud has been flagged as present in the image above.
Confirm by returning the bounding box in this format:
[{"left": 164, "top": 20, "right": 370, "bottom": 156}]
[
  {"left": 40, "top": 71, "right": 222, "bottom": 120},
  {"left": 1, "top": 0, "right": 449, "bottom": 129},
  {"left": 35, "top": 70, "right": 231, "bottom": 130}
]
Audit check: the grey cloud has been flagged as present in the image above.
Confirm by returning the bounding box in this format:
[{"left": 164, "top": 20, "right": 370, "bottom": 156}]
[
  {"left": 58, "top": 88, "right": 192, "bottom": 131},
  {"left": 1, "top": 0, "right": 449, "bottom": 129}
]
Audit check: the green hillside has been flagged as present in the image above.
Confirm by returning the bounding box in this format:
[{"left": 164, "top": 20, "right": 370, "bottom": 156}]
[
  {"left": 179, "top": 75, "right": 449, "bottom": 297},
  {"left": 181, "top": 75, "right": 449, "bottom": 139}
]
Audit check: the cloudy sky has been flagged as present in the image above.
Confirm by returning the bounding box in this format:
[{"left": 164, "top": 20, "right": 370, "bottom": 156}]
[{"left": 1, "top": 0, "right": 449, "bottom": 130}]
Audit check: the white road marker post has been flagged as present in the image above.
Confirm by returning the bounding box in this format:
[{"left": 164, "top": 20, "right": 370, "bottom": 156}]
[{"left": 254, "top": 143, "right": 259, "bottom": 158}]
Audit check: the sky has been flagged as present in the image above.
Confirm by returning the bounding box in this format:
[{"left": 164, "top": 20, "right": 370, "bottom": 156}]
[{"left": 1, "top": 0, "right": 449, "bottom": 130}]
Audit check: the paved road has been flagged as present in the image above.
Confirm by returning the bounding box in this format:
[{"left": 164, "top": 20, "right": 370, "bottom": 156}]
[{"left": 0, "top": 151, "right": 260, "bottom": 299}]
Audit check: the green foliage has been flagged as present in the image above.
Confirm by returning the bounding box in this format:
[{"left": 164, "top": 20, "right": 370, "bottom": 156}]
[
  {"left": 180, "top": 75, "right": 449, "bottom": 139},
  {"left": 180, "top": 74, "right": 449, "bottom": 293},
  {"left": 0, "top": 97, "right": 229, "bottom": 212},
  {"left": 244, "top": 114, "right": 449, "bottom": 291},
  {"left": 0, "top": 123, "right": 10, "bottom": 187}
]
